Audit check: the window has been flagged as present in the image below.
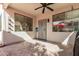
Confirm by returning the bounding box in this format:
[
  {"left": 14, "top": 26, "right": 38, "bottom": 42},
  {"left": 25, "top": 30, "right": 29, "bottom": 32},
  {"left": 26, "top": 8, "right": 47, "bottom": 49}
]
[
  {"left": 53, "top": 9, "right": 79, "bottom": 32},
  {"left": 66, "top": 9, "right": 79, "bottom": 19},
  {"left": 53, "top": 12, "right": 65, "bottom": 22},
  {"left": 15, "top": 13, "right": 33, "bottom": 31}
]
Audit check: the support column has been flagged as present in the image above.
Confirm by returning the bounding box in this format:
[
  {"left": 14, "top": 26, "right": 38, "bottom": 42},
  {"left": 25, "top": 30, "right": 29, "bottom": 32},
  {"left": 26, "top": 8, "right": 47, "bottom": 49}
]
[
  {"left": 0, "top": 4, "right": 5, "bottom": 46},
  {"left": 1, "top": 5, "right": 6, "bottom": 31}
]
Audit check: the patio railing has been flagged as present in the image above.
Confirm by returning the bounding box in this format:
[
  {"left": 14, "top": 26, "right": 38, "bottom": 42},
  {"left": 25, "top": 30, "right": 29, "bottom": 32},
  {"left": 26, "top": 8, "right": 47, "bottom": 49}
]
[{"left": 8, "top": 18, "right": 15, "bottom": 32}]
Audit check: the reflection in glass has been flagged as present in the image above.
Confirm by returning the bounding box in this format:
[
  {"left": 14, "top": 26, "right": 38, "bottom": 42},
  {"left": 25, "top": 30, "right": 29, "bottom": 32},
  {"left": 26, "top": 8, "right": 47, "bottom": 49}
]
[
  {"left": 15, "top": 13, "right": 33, "bottom": 31},
  {"left": 53, "top": 9, "right": 79, "bottom": 32}
]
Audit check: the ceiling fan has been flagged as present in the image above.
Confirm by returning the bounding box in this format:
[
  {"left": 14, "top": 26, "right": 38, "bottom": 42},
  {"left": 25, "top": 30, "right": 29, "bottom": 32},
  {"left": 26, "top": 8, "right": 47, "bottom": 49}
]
[{"left": 35, "top": 3, "right": 54, "bottom": 14}]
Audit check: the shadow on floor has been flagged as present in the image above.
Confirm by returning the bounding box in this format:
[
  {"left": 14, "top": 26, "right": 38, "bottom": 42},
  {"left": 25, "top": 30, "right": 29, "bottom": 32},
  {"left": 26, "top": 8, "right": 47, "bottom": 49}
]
[
  {"left": 35, "top": 38, "right": 73, "bottom": 56},
  {"left": 0, "top": 41, "right": 24, "bottom": 48},
  {"left": 34, "top": 38, "right": 47, "bottom": 42}
]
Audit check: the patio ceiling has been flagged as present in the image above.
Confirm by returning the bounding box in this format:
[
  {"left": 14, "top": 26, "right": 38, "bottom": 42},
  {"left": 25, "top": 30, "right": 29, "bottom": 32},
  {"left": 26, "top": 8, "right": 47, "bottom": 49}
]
[{"left": 7, "top": 3, "right": 73, "bottom": 16}]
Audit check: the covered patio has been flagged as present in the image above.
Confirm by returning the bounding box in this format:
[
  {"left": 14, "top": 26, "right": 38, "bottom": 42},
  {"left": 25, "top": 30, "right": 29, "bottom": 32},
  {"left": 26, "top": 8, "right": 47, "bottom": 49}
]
[{"left": 0, "top": 3, "right": 78, "bottom": 56}]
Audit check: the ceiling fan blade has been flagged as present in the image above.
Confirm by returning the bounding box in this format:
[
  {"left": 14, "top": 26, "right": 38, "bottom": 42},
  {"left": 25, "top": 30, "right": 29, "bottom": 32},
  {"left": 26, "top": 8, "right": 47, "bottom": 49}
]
[
  {"left": 46, "top": 7, "right": 54, "bottom": 11},
  {"left": 47, "top": 3, "right": 54, "bottom": 5},
  {"left": 40, "top": 3, "right": 44, "bottom": 6},
  {"left": 42, "top": 7, "right": 45, "bottom": 14},
  {"left": 35, "top": 6, "right": 42, "bottom": 10}
]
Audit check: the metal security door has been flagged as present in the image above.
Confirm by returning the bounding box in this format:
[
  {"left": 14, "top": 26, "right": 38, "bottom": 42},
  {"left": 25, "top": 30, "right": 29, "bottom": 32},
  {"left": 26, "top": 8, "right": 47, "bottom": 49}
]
[{"left": 38, "top": 19, "right": 47, "bottom": 40}]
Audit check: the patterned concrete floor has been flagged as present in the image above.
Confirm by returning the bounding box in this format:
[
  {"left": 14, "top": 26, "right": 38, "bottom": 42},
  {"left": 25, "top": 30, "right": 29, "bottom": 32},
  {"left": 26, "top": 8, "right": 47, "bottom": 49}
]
[
  {"left": 35, "top": 39, "right": 74, "bottom": 56},
  {"left": 0, "top": 41, "right": 73, "bottom": 56},
  {"left": 0, "top": 41, "right": 35, "bottom": 56},
  {"left": 0, "top": 36, "right": 73, "bottom": 56}
]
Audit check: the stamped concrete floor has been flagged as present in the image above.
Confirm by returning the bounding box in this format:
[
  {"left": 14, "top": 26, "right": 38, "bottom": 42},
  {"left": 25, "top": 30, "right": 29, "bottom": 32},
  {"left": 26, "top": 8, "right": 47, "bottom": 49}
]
[
  {"left": 0, "top": 31, "right": 60, "bottom": 56},
  {"left": 0, "top": 41, "right": 35, "bottom": 56},
  {"left": 0, "top": 41, "right": 73, "bottom": 56},
  {"left": 0, "top": 34, "right": 73, "bottom": 56},
  {"left": 35, "top": 39, "right": 73, "bottom": 56}
]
